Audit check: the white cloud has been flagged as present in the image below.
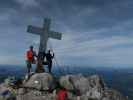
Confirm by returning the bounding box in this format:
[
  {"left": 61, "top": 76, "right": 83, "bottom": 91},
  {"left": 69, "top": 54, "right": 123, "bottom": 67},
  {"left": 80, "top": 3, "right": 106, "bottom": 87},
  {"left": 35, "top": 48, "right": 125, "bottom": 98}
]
[{"left": 49, "top": 34, "right": 133, "bottom": 67}]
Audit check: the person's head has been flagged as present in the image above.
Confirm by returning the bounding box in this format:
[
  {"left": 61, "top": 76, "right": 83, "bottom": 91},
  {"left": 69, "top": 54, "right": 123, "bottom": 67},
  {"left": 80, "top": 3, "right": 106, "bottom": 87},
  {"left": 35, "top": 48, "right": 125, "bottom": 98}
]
[
  {"left": 48, "top": 50, "right": 51, "bottom": 53},
  {"left": 30, "top": 45, "right": 33, "bottom": 50}
]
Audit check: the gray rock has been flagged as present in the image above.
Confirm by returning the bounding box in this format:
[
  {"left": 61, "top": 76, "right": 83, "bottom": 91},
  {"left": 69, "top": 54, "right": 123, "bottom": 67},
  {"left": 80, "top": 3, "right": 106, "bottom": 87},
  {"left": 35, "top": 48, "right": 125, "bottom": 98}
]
[
  {"left": 13, "top": 73, "right": 128, "bottom": 100},
  {"left": 24, "top": 73, "right": 55, "bottom": 91},
  {"left": 16, "top": 90, "right": 56, "bottom": 100},
  {"left": 0, "top": 84, "right": 16, "bottom": 100},
  {"left": 17, "top": 88, "right": 26, "bottom": 95},
  {"left": 70, "top": 74, "right": 92, "bottom": 94},
  {"left": 69, "top": 74, "right": 105, "bottom": 96},
  {"left": 59, "top": 75, "right": 74, "bottom": 91},
  {"left": 88, "top": 75, "right": 106, "bottom": 90},
  {"left": 0, "top": 84, "right": 9, "bottom": 95},
  {"left": 102, "top": 89, "right": 128, "bottom": 100}
]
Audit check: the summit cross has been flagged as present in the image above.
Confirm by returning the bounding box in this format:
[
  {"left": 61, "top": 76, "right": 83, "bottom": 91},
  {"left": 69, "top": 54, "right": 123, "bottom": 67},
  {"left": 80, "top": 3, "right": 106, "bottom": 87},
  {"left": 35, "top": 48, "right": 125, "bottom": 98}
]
[
  {"left": 27, "top": 18, "right": 62, "bottom": 73},
  {"left": 27, "top": 18, "right": 62, "bottom": 53}
]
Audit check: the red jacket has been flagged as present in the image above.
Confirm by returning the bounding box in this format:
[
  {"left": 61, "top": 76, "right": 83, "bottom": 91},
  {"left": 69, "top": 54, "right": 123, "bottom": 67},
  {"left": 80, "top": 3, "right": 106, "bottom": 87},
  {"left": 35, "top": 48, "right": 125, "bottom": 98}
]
[
  {"left": 57, "top": 89, "right": 68, "bottom": 100},
  {"left": 26, "top": 50, "right": 36, "bottom": 62}
]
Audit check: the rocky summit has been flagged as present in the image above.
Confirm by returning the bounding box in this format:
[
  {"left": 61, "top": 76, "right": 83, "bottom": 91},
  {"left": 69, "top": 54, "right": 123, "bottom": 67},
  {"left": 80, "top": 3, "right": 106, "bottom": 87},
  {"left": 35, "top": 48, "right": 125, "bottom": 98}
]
[{"left": 0, "top": 73, "right": 128, "bottom": 100}]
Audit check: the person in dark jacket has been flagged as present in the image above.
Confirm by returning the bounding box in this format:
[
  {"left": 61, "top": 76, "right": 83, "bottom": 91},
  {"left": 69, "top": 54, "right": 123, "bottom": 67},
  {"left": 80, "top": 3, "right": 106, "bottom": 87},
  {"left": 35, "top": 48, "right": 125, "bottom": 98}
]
[{"left": 46, "top": 50, "right": 54, "bottom": 73}]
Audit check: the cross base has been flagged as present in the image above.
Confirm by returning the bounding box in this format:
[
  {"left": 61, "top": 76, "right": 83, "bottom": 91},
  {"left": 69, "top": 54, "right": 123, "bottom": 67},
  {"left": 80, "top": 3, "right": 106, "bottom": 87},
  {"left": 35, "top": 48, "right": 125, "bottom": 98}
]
[{"left": 35, "top": 61, "right": 45, "bottom": 73}]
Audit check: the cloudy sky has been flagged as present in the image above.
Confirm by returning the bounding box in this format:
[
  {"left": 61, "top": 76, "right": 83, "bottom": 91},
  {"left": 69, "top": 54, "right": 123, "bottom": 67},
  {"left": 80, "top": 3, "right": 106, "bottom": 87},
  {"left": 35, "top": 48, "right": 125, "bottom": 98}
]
[{"left": 0, "top": 0, "right": 133, "bottom": 67}]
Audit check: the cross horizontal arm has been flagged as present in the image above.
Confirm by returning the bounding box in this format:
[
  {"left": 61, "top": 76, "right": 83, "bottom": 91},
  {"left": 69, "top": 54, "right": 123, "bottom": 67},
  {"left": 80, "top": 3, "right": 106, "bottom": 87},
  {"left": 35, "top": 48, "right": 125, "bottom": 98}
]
[
  {"left": 27, "top": 25, "right": 43, "bottom": 35},
  {"left": 49, "top": 31, "right": 62, "bottom": 40}
]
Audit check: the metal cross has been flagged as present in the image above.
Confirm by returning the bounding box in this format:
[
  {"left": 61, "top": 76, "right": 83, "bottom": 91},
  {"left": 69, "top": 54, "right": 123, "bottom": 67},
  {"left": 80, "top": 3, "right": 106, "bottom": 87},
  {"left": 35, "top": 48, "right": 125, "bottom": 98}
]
[
  {"left": 27, "top": 18, "right": 62, "bottom": 53},
  {"left": 27, "top": 18, "right": 62, "bottom": 73}
]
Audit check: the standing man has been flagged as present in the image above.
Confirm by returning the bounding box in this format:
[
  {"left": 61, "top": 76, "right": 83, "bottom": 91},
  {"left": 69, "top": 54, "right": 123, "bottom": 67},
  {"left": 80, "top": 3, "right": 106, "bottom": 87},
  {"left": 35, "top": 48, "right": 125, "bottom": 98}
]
[
  {"left": 26, "top": 46, "right": 37, "bottom": 74},
  {"left": 46, "top": 50, "right": 54, "bottom": 73}
]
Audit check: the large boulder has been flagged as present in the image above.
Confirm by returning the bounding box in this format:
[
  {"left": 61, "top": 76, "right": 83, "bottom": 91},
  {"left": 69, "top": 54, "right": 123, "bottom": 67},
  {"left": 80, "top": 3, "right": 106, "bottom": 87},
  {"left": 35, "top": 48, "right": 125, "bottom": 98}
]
[
  {"left": 85, "top": 75, "right": 105, "bottom": 99},
  {"left": 24, "top": 73, "right": 55, "bottom": 91},
  {"left": 59, "top": 74, "right": 106, "bottom": 99},
  {"left": 70, "top": 74, "right": 92, "bottom": 94},
  {"left": 69, "top": 75, "right": 105, "bottom": 96},
  {"left": 59, "top": 75, "right": 74, "bottom": 91},
  {"left": 88, "top": 75, "right": 106, "bottom": 90}
]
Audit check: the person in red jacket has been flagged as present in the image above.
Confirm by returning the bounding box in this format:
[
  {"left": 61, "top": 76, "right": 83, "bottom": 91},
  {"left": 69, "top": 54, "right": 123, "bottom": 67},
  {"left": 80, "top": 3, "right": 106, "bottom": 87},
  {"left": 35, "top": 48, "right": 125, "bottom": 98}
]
[
  {"left": 26, "top": 46, "right": 37, "bottom": 74},
  {"left": 56, "top": 87, "right": 68, "bottom": 100}
]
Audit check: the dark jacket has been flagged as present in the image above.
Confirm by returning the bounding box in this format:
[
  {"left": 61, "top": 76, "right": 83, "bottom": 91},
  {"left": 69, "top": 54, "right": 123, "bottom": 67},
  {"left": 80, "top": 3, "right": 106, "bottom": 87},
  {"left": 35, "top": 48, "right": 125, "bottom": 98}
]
[{"left": 46, "top": 53, "right": 54, "bottom": 62}]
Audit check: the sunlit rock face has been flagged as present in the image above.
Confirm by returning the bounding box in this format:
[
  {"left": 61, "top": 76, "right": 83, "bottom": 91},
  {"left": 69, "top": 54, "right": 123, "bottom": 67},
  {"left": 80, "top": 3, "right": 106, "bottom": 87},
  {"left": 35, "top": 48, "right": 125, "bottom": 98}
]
[
  {"left": 0, "top": 73, "right": 128, "bottom": 100},
  {"left": 23, "top": 73, "right": 55, "bottom": 91}
]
